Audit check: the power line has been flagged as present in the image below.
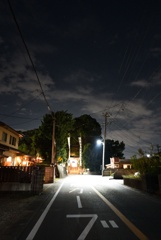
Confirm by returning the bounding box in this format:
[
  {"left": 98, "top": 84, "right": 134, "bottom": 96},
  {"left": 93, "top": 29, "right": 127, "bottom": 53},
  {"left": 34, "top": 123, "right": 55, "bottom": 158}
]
[
  {"left": 0, "top": 91, "right": 42, "bottom": 122},
  {"left": 0, "top": 113, "right": 39, "bottom": 120},
  {"left": 7, "top": 0, "right": 56, "bottom": 166},
  {"left": 7, "top": 0, "right": 52, "bottom": 114}
]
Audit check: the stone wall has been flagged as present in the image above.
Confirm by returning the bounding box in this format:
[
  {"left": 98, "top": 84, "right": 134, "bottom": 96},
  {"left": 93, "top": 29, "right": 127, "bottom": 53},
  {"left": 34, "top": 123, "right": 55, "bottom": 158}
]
[
  {"left": 123, "top": 178, "right": 143, "bottom": 191},
  {"left": 123, "top": 174, "right": 161, "bottom": 195}
]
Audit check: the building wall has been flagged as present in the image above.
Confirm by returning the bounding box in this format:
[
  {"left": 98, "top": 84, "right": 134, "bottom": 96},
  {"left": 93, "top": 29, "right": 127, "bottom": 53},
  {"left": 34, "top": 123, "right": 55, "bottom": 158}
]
[
  {"left": 0, "top": 123, "right": 31, "bottom": 167},
  {"left": 110, "top": 157, "right": 120, "bottom": 168},
  {"left": 106, "top": 157, "right": 132, "bottom": 169},
  {"left": 0, "top": 125, "right": 19, "bottom": 149}
]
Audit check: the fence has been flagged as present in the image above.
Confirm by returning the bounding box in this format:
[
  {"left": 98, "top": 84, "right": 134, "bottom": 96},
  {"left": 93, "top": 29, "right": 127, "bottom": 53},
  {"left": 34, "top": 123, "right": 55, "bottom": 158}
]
[
  {"left": 0, "top": 166, "right": 33, "bottom": 183},
  {"left": 0, "top": 166, "right": 45, "bottom": 194}
]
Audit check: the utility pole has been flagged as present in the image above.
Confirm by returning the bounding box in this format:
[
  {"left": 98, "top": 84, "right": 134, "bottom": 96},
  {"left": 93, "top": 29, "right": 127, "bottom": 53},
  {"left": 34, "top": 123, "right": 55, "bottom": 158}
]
[
  {"left": 51, "top": 112, "right": 56, "bottom": 165},
  {"left": 102, "top": 112, "right": 110, "bottom": 176},
  {"left": 51, "top": 112, "right": 56, "bottom": 182}
]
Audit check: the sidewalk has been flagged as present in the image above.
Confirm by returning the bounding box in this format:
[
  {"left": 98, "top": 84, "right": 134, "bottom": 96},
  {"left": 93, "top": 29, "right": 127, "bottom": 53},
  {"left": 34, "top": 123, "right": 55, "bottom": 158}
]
[{"left": 0, "top": 178, "right": 65, "bottom": 240}]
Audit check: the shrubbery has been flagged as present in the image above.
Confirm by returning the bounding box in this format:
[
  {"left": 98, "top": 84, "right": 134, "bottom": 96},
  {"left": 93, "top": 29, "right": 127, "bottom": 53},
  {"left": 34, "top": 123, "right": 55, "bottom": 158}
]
[{"left": 131, "top": 156, "right": 161, "bottom": 175}]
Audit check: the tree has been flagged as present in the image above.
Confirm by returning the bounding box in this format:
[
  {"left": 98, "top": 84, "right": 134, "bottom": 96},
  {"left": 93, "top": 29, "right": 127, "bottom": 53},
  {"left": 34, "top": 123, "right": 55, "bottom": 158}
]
[
  {"left": 70, "top": 114, "right": 101, "bottom": 157},
  {"left": 18, "top": 111, "right": 125, "bottom": 171},
  {"left": 55, "top": 111, "right": 75, "bottom": 163},
  {"left": 69, "top": 114, "right": 102, "bottom": 169},
  {"left": 73, "top": 114, "right": 101, "bottom": 145},
  {"left": 83, "top": 143, "right": 102, "bottom": 171},
  {"left": 18, "top": 129, "right": 38, "bottom": 156},
  {"left": 105, "top": 139, "right": 125, "bottom": 165},
  {"left": 35, "top": 111, "right": 75, "bottom": 163},
  {"left": 138, "top": 148, "right": 145, "bottom": 157}
]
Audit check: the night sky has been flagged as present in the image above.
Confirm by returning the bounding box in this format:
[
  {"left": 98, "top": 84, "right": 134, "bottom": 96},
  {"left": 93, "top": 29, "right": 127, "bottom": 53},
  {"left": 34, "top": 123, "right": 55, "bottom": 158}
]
[{"left": 1, "top": 0, "right": 161, "bottom": 158}]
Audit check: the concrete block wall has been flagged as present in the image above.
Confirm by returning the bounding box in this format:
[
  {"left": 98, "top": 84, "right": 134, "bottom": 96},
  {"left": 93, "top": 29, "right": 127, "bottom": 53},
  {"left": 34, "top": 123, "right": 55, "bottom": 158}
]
[{"left": 0, "top": 182, "right": 31, "bottom": 191}]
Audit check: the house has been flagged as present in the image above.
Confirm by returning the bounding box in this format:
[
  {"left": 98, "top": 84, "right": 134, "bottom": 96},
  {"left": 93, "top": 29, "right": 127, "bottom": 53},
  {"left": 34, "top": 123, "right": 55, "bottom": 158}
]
[
  {"left": 105, "top": 157, "right": 132, "bottom": 169},
  {"left": 0, "top": 122, "right": 34, "bottom": 166}
]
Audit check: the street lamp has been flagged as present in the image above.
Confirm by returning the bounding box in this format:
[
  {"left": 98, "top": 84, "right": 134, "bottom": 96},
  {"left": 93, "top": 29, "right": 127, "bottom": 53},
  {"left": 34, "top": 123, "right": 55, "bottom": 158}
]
[
  {"left": 97, "top": 111, "right": 108, "bottom": 176},
  {"left": 97, "top": 139, "right": 105, "bottom": 176}
]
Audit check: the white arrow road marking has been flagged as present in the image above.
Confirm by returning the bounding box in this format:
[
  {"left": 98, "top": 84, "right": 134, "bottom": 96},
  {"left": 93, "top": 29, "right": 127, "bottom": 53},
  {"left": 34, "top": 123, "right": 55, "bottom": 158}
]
[
  {"left": 66, "top": 214, "right": 98, "bottom": 240},
  {"left": 69, "top": 188, "right": 79, "bottom": 193},
  {"left": 100, "top": 220, "right": 109, "bottom": 228},
  {"left": 77, "top": 195, "right": 82, "bottom": 208},
  {"left": 109, "top": 220, "right": 119, "bottom": 228},
  {"left": 69, "top": 188, "right": 83, "bottom": 194}
]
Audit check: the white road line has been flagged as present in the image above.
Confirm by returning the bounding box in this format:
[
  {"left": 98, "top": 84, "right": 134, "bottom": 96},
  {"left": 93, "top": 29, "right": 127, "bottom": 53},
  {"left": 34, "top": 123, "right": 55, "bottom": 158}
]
[
  {"left": 109, "top": 220, "right": 119, "bottom": 228},
  {"left": 26, "top": 181, "right": 65, "bottom": 240},
  {"left": 77, "top": 195, "right": 82, "bottom": 208},
  {"left": 100, "top": 220, "right": 109, "bottom": 228},
  {"left": 80, "top": 188, "right": 83, "bottom": 194}
]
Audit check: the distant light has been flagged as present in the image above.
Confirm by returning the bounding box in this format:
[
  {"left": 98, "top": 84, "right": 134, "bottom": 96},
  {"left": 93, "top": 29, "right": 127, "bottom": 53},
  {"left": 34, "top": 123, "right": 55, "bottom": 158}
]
[
  {"left": 97, "top": 139, "right": 102, "bottom": 145},
  {"left": 146, "top": 154, "right": 150, "bottom": 158},
  {"left": 6, "top": 157, "right": 12, "bottom": 162}
]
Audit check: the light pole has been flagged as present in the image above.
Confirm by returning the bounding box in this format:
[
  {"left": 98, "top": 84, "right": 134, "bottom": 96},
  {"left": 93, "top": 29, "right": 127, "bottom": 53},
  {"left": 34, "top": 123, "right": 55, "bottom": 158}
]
[
  {"left": 101, "top": 111, "right": 109, "bottom": 176},
  {"left": 97, "top": 139, "right": 105, "bottom": 176},
  {"left": 97, "top": 111, "right": 109, "bottom": 176},
  {"left": 102, "top": 140, "right": 105, "bottom": 175}
]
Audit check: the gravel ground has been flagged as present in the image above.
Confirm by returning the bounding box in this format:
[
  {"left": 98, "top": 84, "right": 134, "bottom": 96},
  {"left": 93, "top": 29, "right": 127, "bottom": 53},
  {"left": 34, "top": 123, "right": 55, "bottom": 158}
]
[{"left": 0, "top": 180, "right": 63, "bottom": 240}]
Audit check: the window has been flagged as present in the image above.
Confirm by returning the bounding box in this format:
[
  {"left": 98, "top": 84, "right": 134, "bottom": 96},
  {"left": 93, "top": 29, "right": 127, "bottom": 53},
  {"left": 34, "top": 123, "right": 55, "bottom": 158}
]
[
  {"left": 9, "top": 136, "right": 16, "bottom": 146},
  {"left": 2, "top": 132, "right": 7, "bottom": 142}
]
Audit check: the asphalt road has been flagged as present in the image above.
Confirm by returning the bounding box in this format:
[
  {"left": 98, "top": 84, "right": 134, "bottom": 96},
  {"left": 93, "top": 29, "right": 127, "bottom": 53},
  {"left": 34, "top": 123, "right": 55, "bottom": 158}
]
[{"left": 20, "top": 175, "right": 161, "bottom": 240}]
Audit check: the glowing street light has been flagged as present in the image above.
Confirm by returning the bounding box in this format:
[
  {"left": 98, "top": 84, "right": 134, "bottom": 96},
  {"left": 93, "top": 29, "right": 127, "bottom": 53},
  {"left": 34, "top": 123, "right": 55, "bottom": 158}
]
[
  {"left": 97, "top": 139, "right": 102, "bottom": 145},
  {"left": 97, "top": 139, "right": 105, "bottom": 176}
]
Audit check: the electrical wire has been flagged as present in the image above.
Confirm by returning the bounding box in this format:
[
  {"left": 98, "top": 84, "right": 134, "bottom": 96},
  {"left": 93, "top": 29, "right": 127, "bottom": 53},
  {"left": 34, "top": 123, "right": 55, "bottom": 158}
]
[
  {"left": 0, "top": 91, "right": 43, "bottom": 122},
  {"left": 7, "top": 0, "right": 53, "bottom": 115}
]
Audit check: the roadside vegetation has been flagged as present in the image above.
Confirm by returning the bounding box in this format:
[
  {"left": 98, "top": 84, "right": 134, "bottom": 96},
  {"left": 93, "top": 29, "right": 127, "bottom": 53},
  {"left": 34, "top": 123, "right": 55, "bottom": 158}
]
[
  {"left": 131, "top": 148, "right": 161, "bottom": 177},
  {"left": 123, "top": 149, "right": 161, "bottom": 194}
]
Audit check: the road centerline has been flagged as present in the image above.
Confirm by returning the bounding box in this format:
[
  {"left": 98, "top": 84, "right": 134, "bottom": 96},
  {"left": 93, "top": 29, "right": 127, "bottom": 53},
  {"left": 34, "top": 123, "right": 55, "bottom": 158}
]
[
  {"left": 91, "top": 185, "right": 149, "bottom": 240},
  {"left": 77, "top": 195, "right": 83, "bottom": 208}
]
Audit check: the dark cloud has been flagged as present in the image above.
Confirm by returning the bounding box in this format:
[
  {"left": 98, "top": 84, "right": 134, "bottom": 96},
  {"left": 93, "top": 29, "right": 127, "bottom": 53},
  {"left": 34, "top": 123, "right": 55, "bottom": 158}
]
[{"left": 1, "top": 0, "right": 161, "bottom": 157}]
